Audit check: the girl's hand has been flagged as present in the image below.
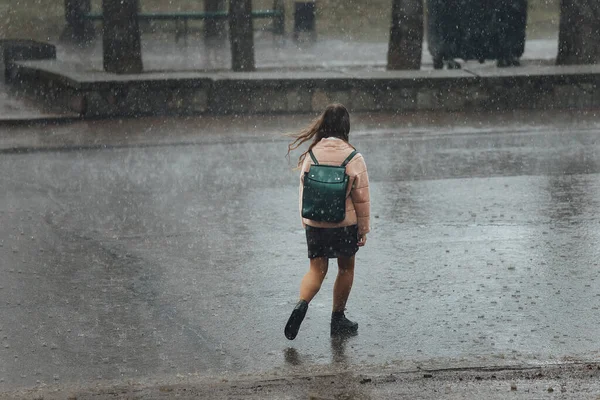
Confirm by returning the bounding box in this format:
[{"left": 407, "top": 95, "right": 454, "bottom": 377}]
[{"left": 358, "top": 234, "right": 367, "bottom": 247}]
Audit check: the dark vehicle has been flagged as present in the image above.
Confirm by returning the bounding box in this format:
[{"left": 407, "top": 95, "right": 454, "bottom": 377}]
[{"left": 426, "top": 0, "right": 527, "bottom": 69}]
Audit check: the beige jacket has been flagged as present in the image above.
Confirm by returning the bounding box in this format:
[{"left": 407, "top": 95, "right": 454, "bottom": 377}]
[{"left": 299, "top": 137, "right": 371, "bottom": 235}]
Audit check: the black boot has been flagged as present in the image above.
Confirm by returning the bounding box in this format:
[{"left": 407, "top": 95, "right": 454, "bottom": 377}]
[
  {"left": 285, "top": 300, "right": 308, "bottom": 340},
  {"left": 331, "top": 311, "right": 358, "bottom": 336}
]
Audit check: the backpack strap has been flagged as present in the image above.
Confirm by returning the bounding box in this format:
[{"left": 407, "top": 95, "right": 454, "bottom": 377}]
[
  {"left": 341, "top": 150, "right": 358, "bottom": 167},
  {"left": 308, "top": 150, "right": 319, "bottom": 165}
]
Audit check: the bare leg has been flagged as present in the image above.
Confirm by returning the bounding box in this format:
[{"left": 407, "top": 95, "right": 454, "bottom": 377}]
[
  {"left": 299, "top": 257, "right": 329, "bottom": 303},
  {"left": 333, "top": 255, "right": 355, "bottom": 312}
]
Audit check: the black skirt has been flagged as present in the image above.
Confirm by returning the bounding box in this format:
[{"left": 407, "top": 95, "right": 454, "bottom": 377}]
[{"left": 305, "top": 225, "right": 359, "bottom": 259}]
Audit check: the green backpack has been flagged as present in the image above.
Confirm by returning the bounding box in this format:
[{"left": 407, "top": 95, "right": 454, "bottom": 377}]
[{"left": 301, "top": 149, "right": 358, "bottom": 223}]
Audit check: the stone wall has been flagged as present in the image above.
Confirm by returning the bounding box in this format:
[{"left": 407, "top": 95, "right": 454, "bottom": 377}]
[
  {"left": 9, "top": 60, "right": 600, "bottom": 117},
  {"left": 1, "top": 40, "right": 56, "bottom": 83}
]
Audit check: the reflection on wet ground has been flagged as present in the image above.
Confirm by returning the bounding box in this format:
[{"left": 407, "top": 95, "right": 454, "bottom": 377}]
[
  {"left": 285, "top": 333, "right": 357, "bottom": 367},
  {"left": 330, "top": 334, "right": 356, "bottom": 365},
  {"left": 284, "top": 347, "right": 302, "bottom": 366}
]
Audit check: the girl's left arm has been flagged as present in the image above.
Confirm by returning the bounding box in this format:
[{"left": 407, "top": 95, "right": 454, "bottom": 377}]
[
  {"left": 350, "top": 155, "right": 370, "bottom": 235},
  {"left": 298, "top": 157, "right": 310, "bottom": 227}
]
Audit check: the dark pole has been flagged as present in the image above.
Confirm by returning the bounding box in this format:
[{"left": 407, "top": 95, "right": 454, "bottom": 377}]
[
  {"left": 204, "top": 0, "right": 227, "bottom": 38},
  {"left": 102, "top": 0, "right": 143, "bottom": 74},
  {"left": 229, "top": 0, "right": 255, "bottom": 71},
  {"left": 387, "top": 0, "right": 424, "bottom": 70},
  {"left": 272, "top": 0, "right": 285, "bottom": 35},
  {"left": 62, "top": 0, "right": 94, "bottom": 43},
  {"left": 557, "top": 0, "right": 600, "bottom": 65}
]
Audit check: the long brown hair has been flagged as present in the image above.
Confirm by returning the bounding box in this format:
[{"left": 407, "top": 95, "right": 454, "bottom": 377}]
[{"left": 287, "top": 103, "right": 351, "bottom": 167}]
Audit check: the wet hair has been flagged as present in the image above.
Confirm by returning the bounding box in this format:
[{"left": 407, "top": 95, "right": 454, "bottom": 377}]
[{"left": 287, "top": 103, "right": 352, "bottom": 167}]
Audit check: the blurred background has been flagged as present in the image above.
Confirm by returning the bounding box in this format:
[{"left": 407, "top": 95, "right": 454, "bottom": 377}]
[{"left": 0, "top": 0, "right": 559, "bottom": 44}]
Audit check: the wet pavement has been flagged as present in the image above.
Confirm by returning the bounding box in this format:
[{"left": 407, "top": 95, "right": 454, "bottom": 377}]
[
  {"left": 53, "top": 35, "right": 559, "bottom": 72},
  {"left": 1, "top": 110, "right": 600, "bottom": 395}
]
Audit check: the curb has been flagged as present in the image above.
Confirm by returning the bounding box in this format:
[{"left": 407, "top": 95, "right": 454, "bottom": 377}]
[
  {"left": 0, "top": 115, "right": 81, "bottom": 126},
  {"left": 3, "top": 361, "right": 600, "bottom": 400}
]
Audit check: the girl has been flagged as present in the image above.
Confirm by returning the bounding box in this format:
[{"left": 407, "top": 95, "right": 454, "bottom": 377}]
[{"left": 285, "top": 103, "right": 371, "bottom": 340}]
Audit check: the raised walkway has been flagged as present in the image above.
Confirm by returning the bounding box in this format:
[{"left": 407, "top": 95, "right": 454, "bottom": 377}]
[
  {"left": 3, "top": 35, "right": 600, "bottom": 120},
  {"left": 0, "top": 80, "right": 78, "bottom": 123}
]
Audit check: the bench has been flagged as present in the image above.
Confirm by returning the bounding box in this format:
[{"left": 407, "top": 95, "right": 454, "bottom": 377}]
[
  {"left": 1, "top": 39, "right": 56, "bottom": 82},
  {"left": 84, "top": 9, "right": 285, "bottom": 42}
]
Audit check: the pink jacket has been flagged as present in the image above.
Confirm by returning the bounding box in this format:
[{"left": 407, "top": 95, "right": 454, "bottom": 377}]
[{"left": 299, "top": 137, "right": 371, "bottom": 235}]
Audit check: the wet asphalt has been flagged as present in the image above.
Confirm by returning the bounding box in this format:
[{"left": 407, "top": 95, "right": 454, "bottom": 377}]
[{"left": 1, "top": 110, "right": 600, "bottom": 392}]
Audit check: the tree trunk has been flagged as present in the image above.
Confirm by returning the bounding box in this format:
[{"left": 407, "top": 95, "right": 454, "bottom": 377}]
[
  {"left": 61, "top": 0, "right": 94, "bottom": 43},
  {"left": 557, "top": 0, "right": 600, "bottom": 65},
  {"left": 102, "top": 0, "right": 143, "bottom": 74},
  {"left": 229, "top": 0, "right": 255, "bottom": 71},
  {"left": 204, "top": 0, "right": 227, "bottom": 38},
  {"left": 387, "top": 0, "right": 424, "bottom": 70}
]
